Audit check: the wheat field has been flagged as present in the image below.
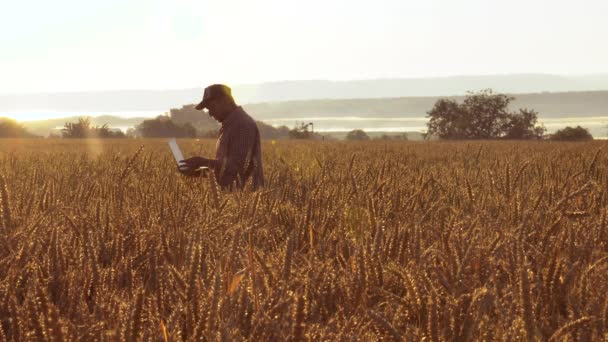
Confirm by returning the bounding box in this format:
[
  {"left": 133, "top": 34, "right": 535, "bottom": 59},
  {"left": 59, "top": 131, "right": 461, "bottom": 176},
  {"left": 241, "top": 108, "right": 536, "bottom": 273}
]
[{"left": 0, "top": 139, "right": 607, "bottom": 341}]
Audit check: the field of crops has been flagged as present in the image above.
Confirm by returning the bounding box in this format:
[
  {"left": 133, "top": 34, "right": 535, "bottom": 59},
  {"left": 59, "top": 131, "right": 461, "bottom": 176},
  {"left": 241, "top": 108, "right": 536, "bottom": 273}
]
[{"left": 0, "top": 139, "right": 607, "bottom": 341}]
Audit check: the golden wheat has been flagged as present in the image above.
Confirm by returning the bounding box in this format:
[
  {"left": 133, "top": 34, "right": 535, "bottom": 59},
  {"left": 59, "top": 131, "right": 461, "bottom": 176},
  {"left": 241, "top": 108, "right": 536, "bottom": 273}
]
[{"left": 0, "top": 139, "right": 607, "bottom": 340}]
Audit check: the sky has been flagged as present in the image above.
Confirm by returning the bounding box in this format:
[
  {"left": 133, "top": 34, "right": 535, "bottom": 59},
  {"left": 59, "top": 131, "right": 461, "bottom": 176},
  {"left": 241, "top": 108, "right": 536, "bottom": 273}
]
[{"left": 1, "top": 0, "right": 607, "bottom": 95}]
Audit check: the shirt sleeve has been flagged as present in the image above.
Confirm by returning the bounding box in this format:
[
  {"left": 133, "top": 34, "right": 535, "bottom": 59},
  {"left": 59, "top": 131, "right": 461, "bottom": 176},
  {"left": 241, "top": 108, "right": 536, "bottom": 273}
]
[{"left": 215, "top": 122, "right": 256, "bottom": 187}]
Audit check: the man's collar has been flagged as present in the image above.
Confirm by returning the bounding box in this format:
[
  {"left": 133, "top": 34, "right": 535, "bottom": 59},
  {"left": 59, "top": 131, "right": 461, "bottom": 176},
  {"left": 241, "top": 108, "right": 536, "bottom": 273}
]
[{"left": 221, "top": 106, "right": 242, "bottom": 126}]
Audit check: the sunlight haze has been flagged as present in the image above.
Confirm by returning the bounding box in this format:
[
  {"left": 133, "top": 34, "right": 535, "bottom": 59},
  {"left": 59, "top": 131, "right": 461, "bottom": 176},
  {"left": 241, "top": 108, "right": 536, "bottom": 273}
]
[{"left": 1, "top": 0, "right": 607, "bottom": 96}]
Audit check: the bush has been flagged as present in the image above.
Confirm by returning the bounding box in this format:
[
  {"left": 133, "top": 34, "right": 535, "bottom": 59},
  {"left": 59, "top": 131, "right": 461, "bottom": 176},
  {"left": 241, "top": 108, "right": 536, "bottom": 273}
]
[
  {"left": 549, "top": 126, "right": 593, "bottom": 141},
  {"left": 374, "top": 133, "right": 408, "bottom": 141},
  {"left": 346, "top": 129, "right": 370, "bottom": 141}
]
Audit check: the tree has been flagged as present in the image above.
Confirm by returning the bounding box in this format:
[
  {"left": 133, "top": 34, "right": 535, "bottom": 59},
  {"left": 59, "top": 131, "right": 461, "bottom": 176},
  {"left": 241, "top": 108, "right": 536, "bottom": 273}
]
[
  {"left": 96, "top": 124, "right": 126, "bottom": 138},
  {"left": 375, "top": 133, "right": 408, "bottom": 140},
  {"left": 256, "top": 122, "right": 289, "bottom": 139},
  {"left": 170, "top": 105, "right": 219, "bottom": 132},
  {"left": 288, "top": 122, "right": 313, "bottom": 139},
  {"left": 426, "top": 89, "right": 545, "bottom": 140},
  {"left": 136, "top": 116, "right": 197, "bottom": 138},
  {"left": 199, "top": 129, "right": 220, "bottom": 138},
  {"left": 62, "top": 117, "right": 92, "bottom": 138},
  {"left": 396, "top": 133, "right": 409, "bottom": 140},
  {"left": 426, "top": 98, "right": 469, "bottom": 139},
  {"left": 549, "top": 126, "right": 593, "bottom": 141},
  {"left": 346, "top": 129, "right": 370, "bottom": 141},
  {"left": 61, "top": 117, "right": 126, "bottom": 138},
  {"left": 0, "top": 117, "right": 37, "bottom": 138},
  {"left": 126, "top": 127, "right": 140, "bottom": 138},
  {"left": 502, "top": 109, "right": 546, "bottom": 139}
]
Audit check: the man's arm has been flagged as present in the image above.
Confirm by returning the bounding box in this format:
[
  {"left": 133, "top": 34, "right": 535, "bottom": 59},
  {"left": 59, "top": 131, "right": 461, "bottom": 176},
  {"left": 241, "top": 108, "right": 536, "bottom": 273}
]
[{"left": 179, "top": 123, "right": 256, "bottom": 185}]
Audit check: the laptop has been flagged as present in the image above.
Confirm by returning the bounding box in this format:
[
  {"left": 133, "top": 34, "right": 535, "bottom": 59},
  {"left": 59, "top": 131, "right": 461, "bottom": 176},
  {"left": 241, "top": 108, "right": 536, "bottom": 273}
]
[{"left": 168, "top": 138, "right": 209, "bottom": 176}]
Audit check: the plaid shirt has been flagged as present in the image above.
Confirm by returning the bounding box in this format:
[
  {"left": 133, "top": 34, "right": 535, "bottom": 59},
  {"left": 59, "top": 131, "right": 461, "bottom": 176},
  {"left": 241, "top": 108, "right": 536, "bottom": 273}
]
[{"left": 214, "top": 106, "right": 264, "bottom": 190}]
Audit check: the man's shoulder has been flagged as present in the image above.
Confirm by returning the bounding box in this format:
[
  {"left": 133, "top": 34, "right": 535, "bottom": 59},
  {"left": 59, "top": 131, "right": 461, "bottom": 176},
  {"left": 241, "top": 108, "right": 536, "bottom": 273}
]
[
  {"left": 237, "top": 107, "right": 255, "bottom": 121},
  {"left": 227, "top": 111, "right": 256, "bottom": 135},
  {"left": 235, "top": 107, "right": 257, "bottom": 127}
]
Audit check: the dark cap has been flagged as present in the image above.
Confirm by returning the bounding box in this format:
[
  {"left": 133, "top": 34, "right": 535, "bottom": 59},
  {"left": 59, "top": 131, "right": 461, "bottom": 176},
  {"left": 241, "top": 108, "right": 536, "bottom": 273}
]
[{"left": 195, "top": 84, "right": 232, "bottom": 110}]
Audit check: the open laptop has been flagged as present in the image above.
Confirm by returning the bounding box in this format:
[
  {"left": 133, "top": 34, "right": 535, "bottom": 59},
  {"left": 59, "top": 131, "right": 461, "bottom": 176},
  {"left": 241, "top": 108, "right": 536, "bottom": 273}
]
[{"left": 168, "top": 138, "right": 209, "bottom": 176}]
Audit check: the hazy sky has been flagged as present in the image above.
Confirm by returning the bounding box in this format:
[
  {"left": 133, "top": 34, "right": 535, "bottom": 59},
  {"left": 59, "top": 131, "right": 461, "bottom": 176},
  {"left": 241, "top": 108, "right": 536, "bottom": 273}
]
[{"left": 1, "top": 0, "right": 607, "bottom": 94}]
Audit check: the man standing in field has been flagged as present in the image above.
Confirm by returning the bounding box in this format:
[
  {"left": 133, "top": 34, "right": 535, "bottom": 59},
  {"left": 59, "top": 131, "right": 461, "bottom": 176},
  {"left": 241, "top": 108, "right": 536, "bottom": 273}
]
[{"left": 179, "top": 84, "right": 264, "bottom": 190}]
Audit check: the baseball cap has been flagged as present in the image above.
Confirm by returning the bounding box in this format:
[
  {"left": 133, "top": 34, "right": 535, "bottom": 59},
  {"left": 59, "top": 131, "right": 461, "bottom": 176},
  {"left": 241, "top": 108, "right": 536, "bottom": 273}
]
[{"left": 195, "top": 84, "right": 232, "bottom": 110}]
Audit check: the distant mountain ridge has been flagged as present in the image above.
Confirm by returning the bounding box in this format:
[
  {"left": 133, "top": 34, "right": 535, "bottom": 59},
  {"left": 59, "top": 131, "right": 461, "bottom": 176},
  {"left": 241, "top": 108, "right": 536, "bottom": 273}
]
[{"left": 2, "top": 74, "right": 608, "bottom": 112}]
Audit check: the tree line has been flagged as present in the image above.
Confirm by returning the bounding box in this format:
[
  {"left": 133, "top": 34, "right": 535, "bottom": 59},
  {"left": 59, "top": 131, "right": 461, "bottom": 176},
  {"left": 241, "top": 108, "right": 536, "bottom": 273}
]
[
  {"left": 0, "top": 90, "right": 597, "bottom": 140},
  {"left": 47, "top": 115, "right": 298, "bottom": 139}
]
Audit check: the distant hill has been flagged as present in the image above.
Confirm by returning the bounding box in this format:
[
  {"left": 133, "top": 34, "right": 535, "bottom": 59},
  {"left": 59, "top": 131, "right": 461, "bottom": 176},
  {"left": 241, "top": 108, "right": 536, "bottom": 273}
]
[
  {"left": 18, "top": 90, "right": 608, "bottom": 137},
  {"left": 243, "top": 90, "right": 608, "bottom": 120},
  {"left": 3, "top": 74, "right": 608, "bottom": 111}
]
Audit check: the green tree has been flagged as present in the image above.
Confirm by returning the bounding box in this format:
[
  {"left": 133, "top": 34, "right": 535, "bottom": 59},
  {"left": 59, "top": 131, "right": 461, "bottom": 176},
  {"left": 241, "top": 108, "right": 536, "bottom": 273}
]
[
  {"left": 550, "top": 126, "right": 593, "bottom": 141},
  {"left": 346, "top": 129, "right": 370, "bottom": 141},
  {"left": 426, "top": 89, "right": 545, "bottom": 140}
]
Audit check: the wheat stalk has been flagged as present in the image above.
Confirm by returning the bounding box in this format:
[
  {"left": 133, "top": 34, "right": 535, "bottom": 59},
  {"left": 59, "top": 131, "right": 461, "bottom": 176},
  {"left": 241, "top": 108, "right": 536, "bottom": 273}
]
[
  {"left": 549, "top": 316, "right": 598, "bottom": 341},
  {"left": 0, "top": 174, "right": 11, "bottom": 229}
]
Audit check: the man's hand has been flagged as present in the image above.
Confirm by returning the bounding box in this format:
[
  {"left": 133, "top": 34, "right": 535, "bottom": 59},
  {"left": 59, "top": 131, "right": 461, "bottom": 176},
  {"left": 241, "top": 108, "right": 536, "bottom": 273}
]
[
  {"left": 177, "top": 166, "right": 202, "bottom": 177},
  {"left": 180, "top": 156, "right": 210, "bottom": 169},
  {"left": 178, "top": 156, "right": 211, "bottom": 177}
]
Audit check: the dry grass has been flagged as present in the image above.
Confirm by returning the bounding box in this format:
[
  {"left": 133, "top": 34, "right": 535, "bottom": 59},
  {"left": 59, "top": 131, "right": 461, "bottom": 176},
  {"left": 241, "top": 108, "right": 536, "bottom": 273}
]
[{"left": 1, "top": 138, "right": 608, "bottom": 340}]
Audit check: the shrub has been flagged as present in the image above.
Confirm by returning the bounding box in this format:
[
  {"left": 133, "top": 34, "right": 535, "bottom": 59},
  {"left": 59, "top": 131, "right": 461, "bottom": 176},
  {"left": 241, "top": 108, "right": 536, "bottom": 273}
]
[
  {"left": 346, "top": 129, "right": 370, "bottom": 141},
  {"left": 549, "top": 126, "right": 593, "bottom": 141}
]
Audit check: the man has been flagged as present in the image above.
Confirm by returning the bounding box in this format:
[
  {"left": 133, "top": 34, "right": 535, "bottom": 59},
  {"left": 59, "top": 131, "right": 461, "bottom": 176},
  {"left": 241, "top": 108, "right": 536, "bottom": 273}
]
[{"left": 179, "top": 84, "right": 264, "bottom": 190}]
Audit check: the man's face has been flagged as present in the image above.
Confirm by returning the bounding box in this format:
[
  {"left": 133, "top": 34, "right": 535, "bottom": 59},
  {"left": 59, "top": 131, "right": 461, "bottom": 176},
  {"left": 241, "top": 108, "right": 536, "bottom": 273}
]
[{"left": 204, "top": 97, "right": 226, "bottom": 122}]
